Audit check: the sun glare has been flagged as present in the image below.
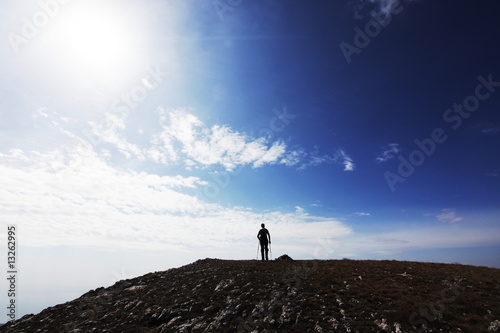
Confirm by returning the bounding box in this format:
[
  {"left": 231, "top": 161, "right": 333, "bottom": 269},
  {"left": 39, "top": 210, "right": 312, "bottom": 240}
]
[
  {"left": 62, "top": 9, "right": 126, "bottom": 68},
  {"left": 47, "top": 1, "right": 145, "bottom": 85}
]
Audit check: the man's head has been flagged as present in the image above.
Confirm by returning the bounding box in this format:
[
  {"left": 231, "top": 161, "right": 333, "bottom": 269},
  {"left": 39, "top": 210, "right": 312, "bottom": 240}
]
[{"left": 261, "top": 223, "right": 265, "bottom": 228}]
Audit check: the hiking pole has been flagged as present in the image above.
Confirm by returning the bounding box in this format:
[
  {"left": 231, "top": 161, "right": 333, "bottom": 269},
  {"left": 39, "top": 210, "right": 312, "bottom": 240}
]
[
  {"left": 270, "top": 243, "right": 272, "bottom": 260},
  {"left": 256, "top": 242, "right": 260, "bottom": 260}
]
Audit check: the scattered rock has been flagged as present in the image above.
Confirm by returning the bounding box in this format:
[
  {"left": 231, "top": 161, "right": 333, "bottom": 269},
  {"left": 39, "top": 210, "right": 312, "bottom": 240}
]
[{"left": 489, "top": 320, "right": 500, "bottom": 332}]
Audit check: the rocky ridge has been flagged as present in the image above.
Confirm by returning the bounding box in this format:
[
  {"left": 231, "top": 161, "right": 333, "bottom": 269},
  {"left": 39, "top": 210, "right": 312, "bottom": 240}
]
[{"left": 1, "top": 258, "right": 499, "bottom": 332}]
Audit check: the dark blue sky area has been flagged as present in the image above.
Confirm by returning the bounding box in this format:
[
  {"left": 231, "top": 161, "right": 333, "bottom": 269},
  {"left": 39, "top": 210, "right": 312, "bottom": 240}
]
[{"left": 187, "top": 1, "right": 499, "bottom": 212}]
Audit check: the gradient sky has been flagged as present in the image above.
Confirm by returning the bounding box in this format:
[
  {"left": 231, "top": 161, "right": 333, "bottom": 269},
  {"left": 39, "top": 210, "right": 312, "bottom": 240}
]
[{"left": 1, "top": 0, "right": 499, "bottom": 318}]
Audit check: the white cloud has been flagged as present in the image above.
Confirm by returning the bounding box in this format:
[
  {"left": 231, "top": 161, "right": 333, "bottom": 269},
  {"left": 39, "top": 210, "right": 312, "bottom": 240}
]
[
  {"left": 93, "top": 108, "right": 288, "bottom": 171},
  {"left": 435, "top": 209, "right": 463, "bottom": 224},
  {"left": 376, "top": 143, "right": 400, "bottom": 163},
  {"left": 162, "top": 109, "right": 288, "bottom": 170},
  {"left": 295, "top": 206, "right": 305, "bottom": 214}
]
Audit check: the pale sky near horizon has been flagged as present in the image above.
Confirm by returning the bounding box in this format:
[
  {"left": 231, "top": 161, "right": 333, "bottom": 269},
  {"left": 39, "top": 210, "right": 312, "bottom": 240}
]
[{"left": 1, "top": 0, "right": 500, "bottom": 319}]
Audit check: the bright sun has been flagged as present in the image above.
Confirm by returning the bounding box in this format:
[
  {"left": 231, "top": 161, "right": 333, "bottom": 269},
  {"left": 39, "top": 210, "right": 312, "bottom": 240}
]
[
  {"left": 48, "top": 1, "right": 144, "bottom": 84},
  {"left": 62, "top": 9, "right": 127, "bottom": 69}
]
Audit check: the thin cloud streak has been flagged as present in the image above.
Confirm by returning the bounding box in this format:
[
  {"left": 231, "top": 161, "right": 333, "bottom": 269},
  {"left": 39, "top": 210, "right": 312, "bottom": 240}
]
[
  {"left": 436, "top": 209, "right": 463, "bottom": 224},
  {"left": 376, "top": 143, "right": 400, "bottom": 163},
  {"left": 296, "top": 148, "right": 355, "bottom": 171},
  {"left": 335, "top": 149, "right": 355, "bottom": 171},
  {"left": 351, "top": 212, "right": 371, "bottom": 216}
]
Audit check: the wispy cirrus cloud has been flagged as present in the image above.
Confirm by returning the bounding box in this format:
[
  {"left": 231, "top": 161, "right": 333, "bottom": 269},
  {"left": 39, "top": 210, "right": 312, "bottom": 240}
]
[
  {"left": 486, "top": 170, "right": 500, "bottom": 177},
  {"left": 89, "top": 110, "right": 146, "bottom": 160},
  {"left": 376, "top": 143, "right": 400, "bottom": 163},
  {"left": 435, "top": 209, "right": 463, "bottom": 224},
  {"left": 482, "top": 127, "right": 499, "bottom": 135},
  {"left": 351, "top": 212, "right": 371, "bottom": 217},
  {"left": 296, "top": 148, "right": 335, "bottom": 170},
  {"left": 336, "top": 149, "right": 355, "bottom": 171},
  {"left": 280, "top": 148, "right": 307, "bottom": 167},
  {"left": 296, "top": 148, "right": 355, "bottom": 171},
  {"left": 479, "top": 124, "right": 499, "bottom": 135}
]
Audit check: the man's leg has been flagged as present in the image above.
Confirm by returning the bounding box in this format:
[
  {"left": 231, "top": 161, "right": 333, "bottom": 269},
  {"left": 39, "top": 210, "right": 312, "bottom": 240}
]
[
  {"left": 260, "top": 243, "right": 265, "bottom": 260},
  {"left": 264, "top": 244, "right": 269, "bottom": 260}
]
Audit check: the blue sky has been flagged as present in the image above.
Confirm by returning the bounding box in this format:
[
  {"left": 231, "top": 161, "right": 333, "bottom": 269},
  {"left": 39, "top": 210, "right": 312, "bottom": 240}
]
[{"left": 1, "top": 0, "right": 500, "bottom": 318}]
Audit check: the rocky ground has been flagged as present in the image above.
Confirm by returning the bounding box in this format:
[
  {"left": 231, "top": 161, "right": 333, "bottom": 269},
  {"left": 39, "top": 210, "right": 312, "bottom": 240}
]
[{"left": 1, "top": 256, "right": 500, "bottom": 332}]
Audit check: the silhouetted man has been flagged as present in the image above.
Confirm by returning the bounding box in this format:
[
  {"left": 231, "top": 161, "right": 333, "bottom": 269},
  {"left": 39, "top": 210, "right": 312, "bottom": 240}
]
[{"left": 257, "top": 223, "right": 271, "bottom": 260}]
